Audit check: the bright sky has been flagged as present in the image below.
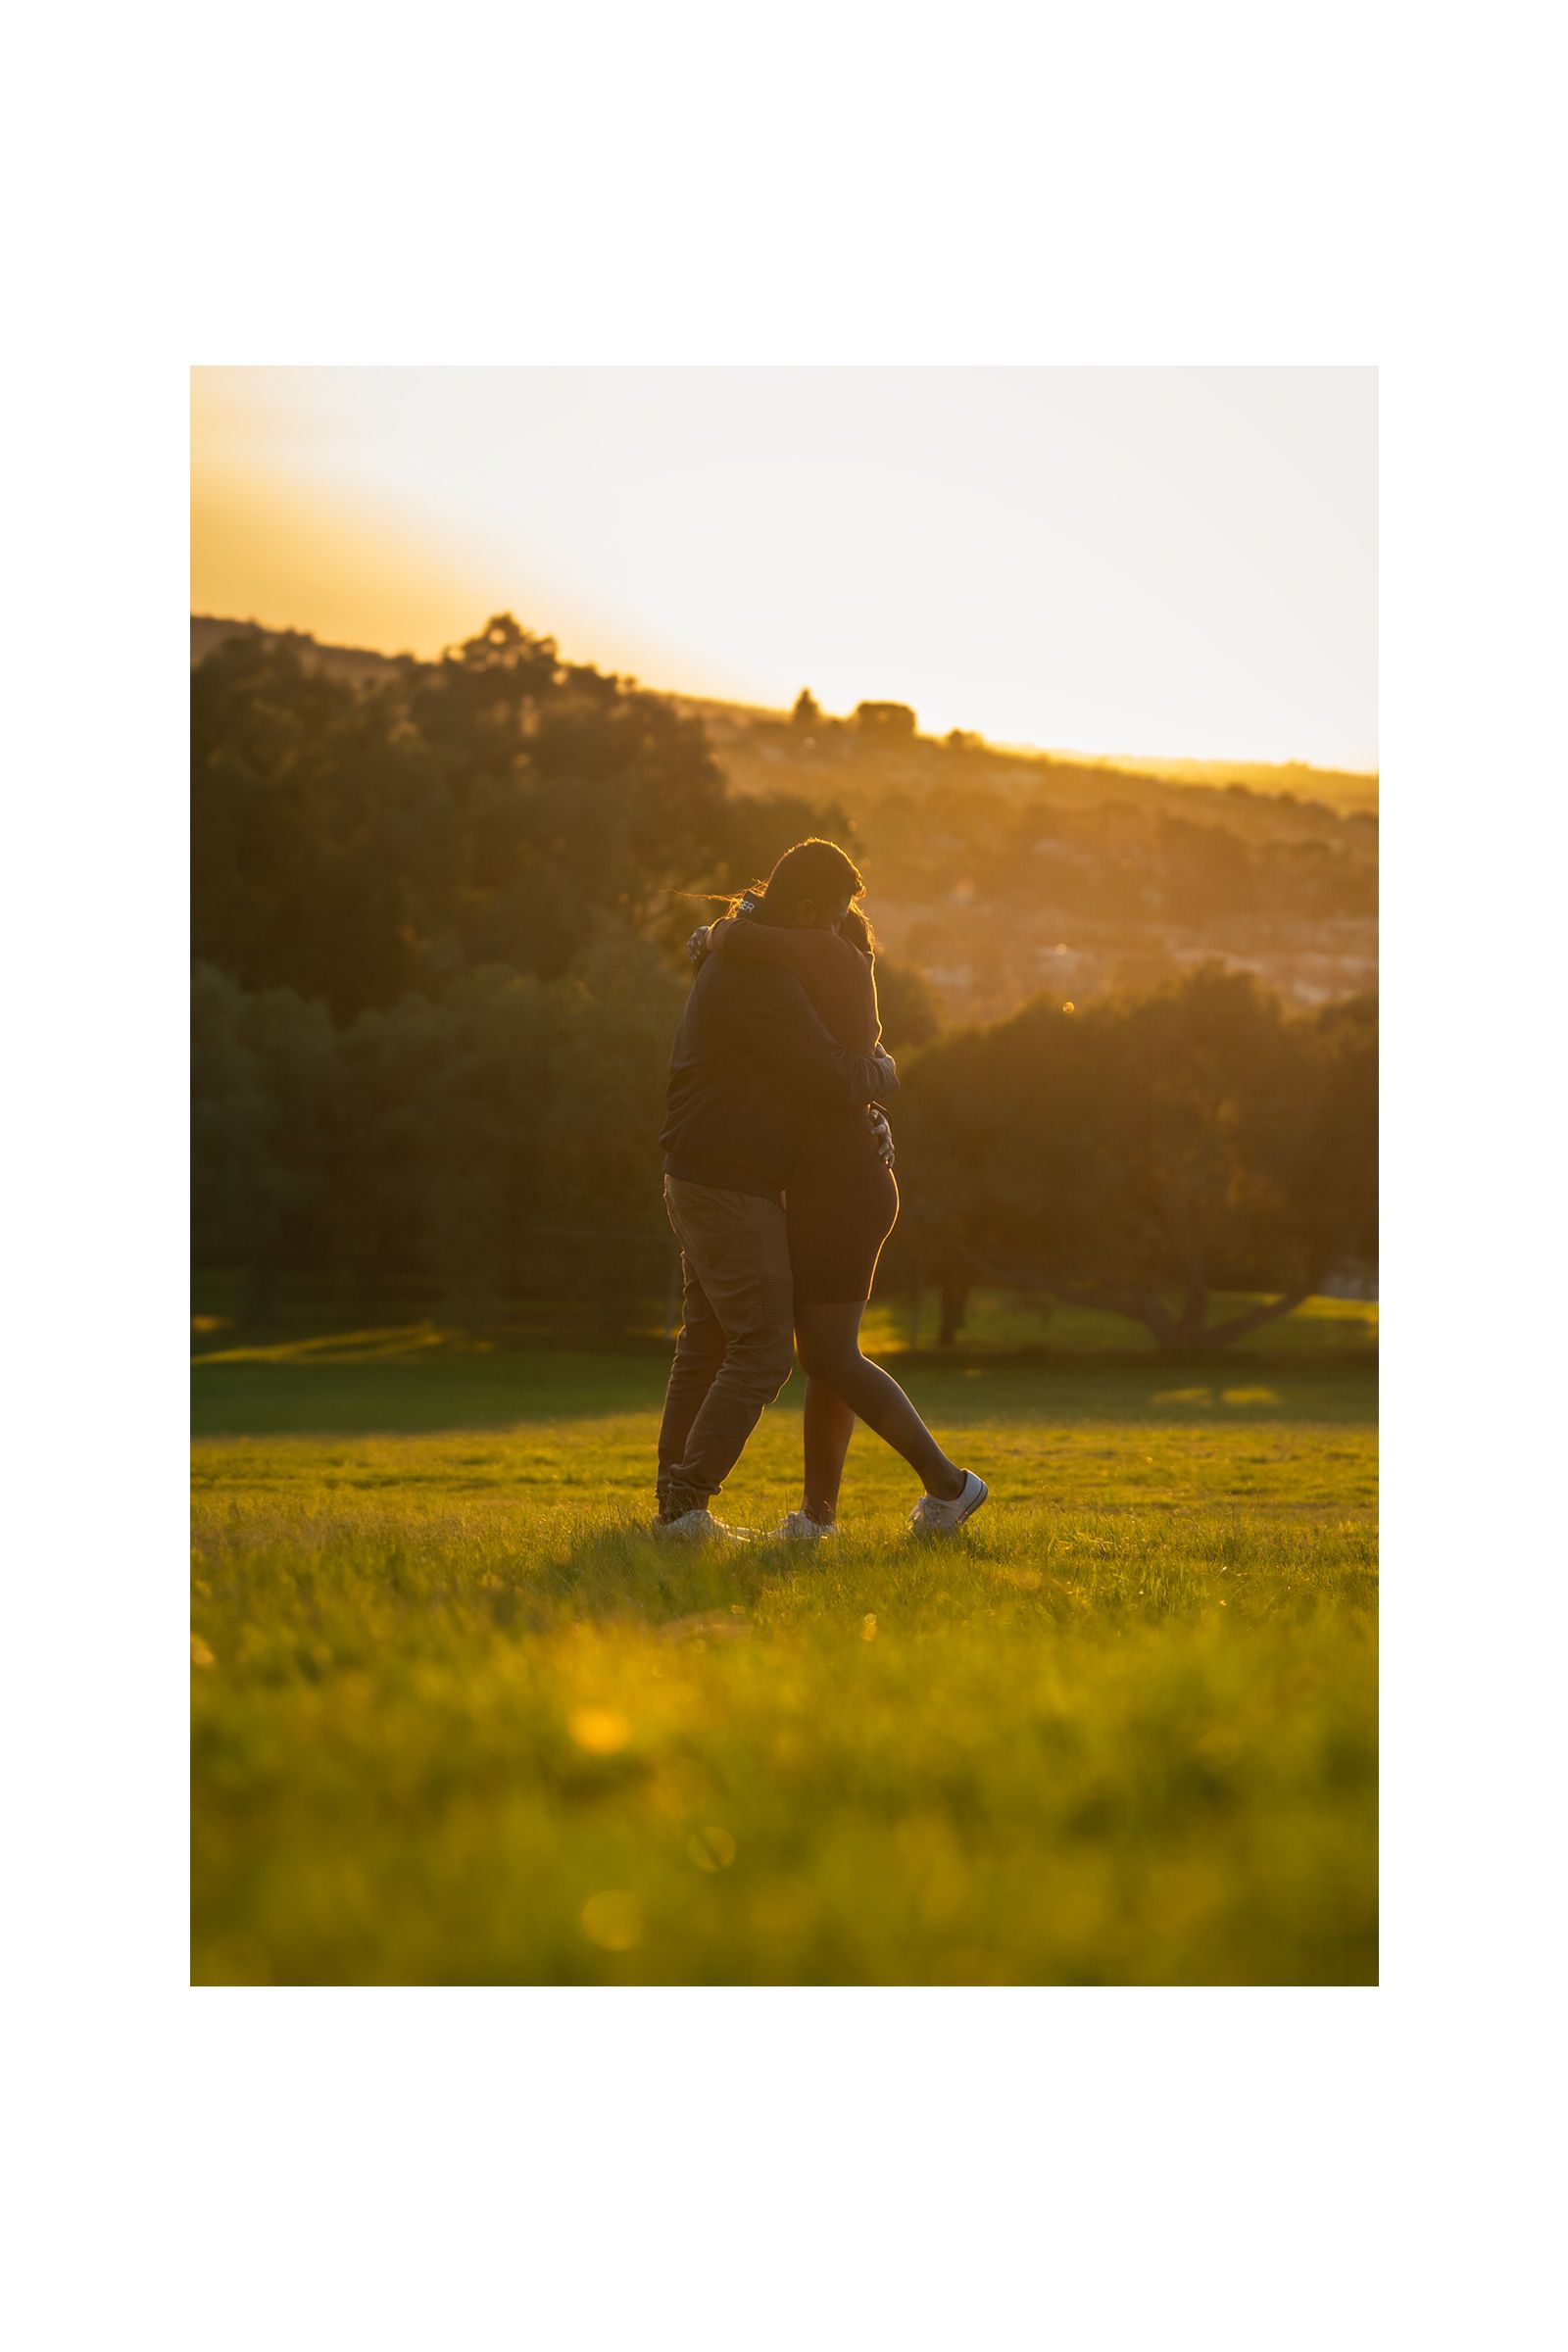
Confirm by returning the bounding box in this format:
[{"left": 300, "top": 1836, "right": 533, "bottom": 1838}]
[{"left": 191, "top": 368, "right": 1377, "bottom": 769}]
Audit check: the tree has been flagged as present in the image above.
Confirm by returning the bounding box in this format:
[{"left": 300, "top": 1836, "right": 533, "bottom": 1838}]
[
  {"left": 191, "top": 964, "right": 338, "bottom": 1313},
  {"left": 1155, "top": 813, "right": 1255, "bottom": 923},
  {"left": 191, "top": 638, "right": 447, "bottom": 1017},
  {"left": 791, "top": 689, "right": 822, "bottom": 729},
  {"left": 892, "top": 968, "right": 1377, "bottom": 1353},
  {"left": 541, "top": 937, "right": 690, "bottom": 1325},
  {"left": 1299, "top": 992, "right": 1378, "bottom": 1284},
  {"left": 713, "top": 790, "right": 858, "bottom": 906},
  {"left": 874, "top": 958, "right": 941, "bottom": 1054},
  {"left": 192, "top": 934, "right": 694, "bottom": 1328},
  {"left": 193, "top": 615, "right": 746, "bottom": 1014}
]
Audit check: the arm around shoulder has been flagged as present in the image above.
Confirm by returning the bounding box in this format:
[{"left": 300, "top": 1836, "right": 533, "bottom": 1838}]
[
  {"left": 740, "top": 966, "right": 893, "bottom": 1110},
  {"left": 715, "top": 915, "right": 867, "bottom": 986}
]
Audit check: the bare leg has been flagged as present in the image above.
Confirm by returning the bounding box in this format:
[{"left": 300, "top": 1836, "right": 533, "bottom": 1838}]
[
  {"left": 795, "top": 1300, "right": 966, "bottom": 1501},
  {"left": 802, "top": 1374, "right": 856, "bottom": 1524}
]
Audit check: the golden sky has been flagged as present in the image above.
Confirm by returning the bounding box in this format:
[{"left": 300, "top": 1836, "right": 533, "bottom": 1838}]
[{"left": 192, "top": 368, "right": 1376, "bottom": 768}]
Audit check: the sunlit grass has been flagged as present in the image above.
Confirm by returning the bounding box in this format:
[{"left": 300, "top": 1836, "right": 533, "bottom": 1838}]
[{"left": 192, "top": 1336, "right": 1376, "bottom": 1985}]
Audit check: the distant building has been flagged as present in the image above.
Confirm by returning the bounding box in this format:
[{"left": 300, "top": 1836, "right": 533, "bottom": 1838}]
[{"left": 853, "top": 701, "right": 917, "bottom": 742}]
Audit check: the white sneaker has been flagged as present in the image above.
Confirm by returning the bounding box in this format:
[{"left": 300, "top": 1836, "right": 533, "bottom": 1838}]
[
  {"left": 908, "top": 1471, "right": 989, "bottom": 1535},
  {"left": 652, "top": 1507, "right": 754, "bottom": 1544},
  {"left": 775, "top": 1510, "right": 840, "bottom": 1541}
]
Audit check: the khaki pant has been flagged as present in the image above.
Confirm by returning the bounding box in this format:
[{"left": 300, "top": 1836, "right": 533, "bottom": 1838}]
[{"left": 657, "top": 1177, "right": 796, "bottom": 1518}]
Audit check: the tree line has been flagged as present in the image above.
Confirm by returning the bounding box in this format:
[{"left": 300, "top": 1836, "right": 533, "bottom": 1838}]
[
  {"left": 193, "top": 945, "right": 687, "bottom": 1324},
  {"left": 193, "top": 615, "right": 1376, "bottom": 1349},
  {"left": 884, "top": 967, "right": 1375, "bottom": 1351},
  {"left": 194, "top": 612, "right": 859, "bottom": 1020}
]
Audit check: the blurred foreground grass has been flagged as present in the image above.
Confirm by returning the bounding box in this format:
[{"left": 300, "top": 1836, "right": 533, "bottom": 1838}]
[{"left": 192, "top": 1298, "right": 1376, "bottom": 1984}]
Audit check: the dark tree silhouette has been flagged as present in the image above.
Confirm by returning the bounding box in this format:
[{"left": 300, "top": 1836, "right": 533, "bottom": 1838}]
[{"left": 892, "top": 968, "right": 1376, "bottom": 1353}]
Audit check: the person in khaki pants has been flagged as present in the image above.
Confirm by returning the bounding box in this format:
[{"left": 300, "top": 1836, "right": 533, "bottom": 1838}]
[
  {"left": 657, "top": 1179, "right": 799, "bottom": 1530},
  {"left": 655, "top": 848, "right": 896, "bottom": 1538}
]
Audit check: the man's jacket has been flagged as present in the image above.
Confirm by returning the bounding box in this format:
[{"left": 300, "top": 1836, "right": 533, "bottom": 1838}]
[{"left": 661, "top": 956, "right": 895, "bottom": 1201}]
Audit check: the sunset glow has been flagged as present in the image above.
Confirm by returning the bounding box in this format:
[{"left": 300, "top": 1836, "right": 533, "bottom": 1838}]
[{"left": 192, "top": 367, "right": 1376, "bottom": 769}]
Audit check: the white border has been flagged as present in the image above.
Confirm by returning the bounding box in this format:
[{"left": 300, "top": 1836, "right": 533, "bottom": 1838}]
[{"left": 10, "top": 0, "right": 1563, "bottom": 2343}]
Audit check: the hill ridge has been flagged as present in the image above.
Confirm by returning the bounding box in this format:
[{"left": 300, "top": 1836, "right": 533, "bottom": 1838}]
[{"left": 190, "top": 613, "right": 1377, "bottom": 815}]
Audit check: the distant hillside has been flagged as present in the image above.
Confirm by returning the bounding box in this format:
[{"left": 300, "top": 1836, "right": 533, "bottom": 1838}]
[
  {"left": 192, "top": 612, "right": 1375, "bottom": 1030},
  {"left": 191, "top": 614, "right": 409, "bottom": 688},
  {"left": 667, "top": 704, "right": 1375, "bottom": 858},
  {"left": 1062, "top": 752, "right": 1378, "bottom": 814},
  {"left": 193, "top": 615, "right": 1375, "bottom": 826}
]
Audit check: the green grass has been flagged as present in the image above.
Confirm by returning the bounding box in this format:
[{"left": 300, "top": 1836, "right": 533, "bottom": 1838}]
[{"left": 191, "top": 1302, "right": 1376, "bottom": 1985}]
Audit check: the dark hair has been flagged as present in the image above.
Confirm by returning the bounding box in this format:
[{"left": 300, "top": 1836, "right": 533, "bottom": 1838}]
[
  {"left": 836, "top": 905, "right": 875, "bottom": 958},
  {"left": 738, "top": 838, "right": 866, "bottom": 929}
]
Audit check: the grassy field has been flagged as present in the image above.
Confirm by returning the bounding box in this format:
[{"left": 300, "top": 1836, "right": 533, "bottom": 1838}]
[{"left": 191, "top": 1294, "right": 1377, "bottom": 1985}]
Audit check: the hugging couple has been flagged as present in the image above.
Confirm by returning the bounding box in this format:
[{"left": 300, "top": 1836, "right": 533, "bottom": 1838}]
[{"left": 654, "top": 837, "right": 988, "bottom": 1544}]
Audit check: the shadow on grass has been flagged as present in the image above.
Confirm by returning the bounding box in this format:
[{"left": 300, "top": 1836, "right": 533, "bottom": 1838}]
[{"left": 192, "top": 1328, "right": 1376, "bottom": 1441}]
